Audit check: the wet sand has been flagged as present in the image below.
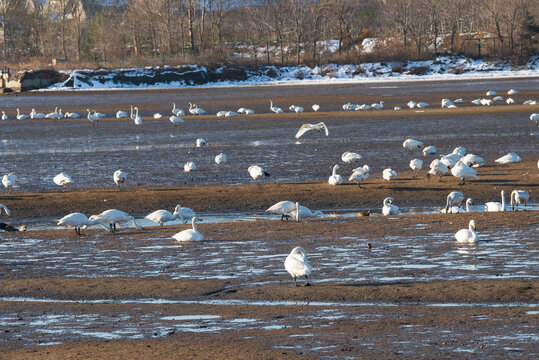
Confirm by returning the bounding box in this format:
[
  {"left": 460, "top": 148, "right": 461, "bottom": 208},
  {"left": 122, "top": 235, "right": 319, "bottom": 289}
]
[{"left": 1, "top": 79, "right": 538, "bottom": 358}]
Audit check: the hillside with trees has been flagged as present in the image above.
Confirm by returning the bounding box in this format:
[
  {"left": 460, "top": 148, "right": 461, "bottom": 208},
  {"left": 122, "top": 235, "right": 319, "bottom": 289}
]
[{"left": 0, "top": 0, "right": 537, "bottom": 70}]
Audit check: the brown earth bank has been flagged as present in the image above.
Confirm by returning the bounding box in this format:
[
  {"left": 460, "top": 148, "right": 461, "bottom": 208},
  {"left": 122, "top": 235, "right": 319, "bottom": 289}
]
[
  {"left": 0, "top": 160, "right": 537, "bottom": 219},
  {"left": 0, "top": 278, "right": 536, "bottom": 304}
]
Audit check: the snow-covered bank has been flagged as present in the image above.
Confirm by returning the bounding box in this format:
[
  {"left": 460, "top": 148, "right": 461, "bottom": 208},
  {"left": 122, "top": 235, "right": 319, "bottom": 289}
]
[{"left": 36, "top": 56, "right": 539, "bottom": 91}]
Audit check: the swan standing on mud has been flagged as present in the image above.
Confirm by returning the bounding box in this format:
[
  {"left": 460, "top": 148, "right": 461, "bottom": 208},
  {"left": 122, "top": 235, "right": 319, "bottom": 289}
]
[
  {"left": 409, "top": 159, "right": 423, "bottom": 176},
  {"left": 248, "top": 165, "right": 270, "bottom": 182},
  {"left": 328, "top": 165, "right": 343, "bottom": 185},
  {"left": 215, "top": 153, "right": 227, "bottom": 165},
  {"left": 444, "top": 191, "right": 464, "bottom": 213},
  {"left": 451, "top": 161, "right": 478, "bottom": 185},
  {"left": 89, "top": 209, "right": 141, "bottom": 232},
  {"left": 57, "top": 212, "right": 110, "bottom": 235},
  {"left": 145, "top": 208, "right": 184, "bottom": 226},
  {"left": 2, "top": 173, "right": 17, "bottom": 192},
  {"left": 285, "top": 246, "right": 312, "bottom": 286},
  {"left": 113, "top": 170, "right": 126, "bottom": 190},
  {"left": 172, "top": 217, "right": 204, "bottom": 242},
  {"left": 53, "top": 172, "right": 73, "bottom": 190},
  {"left": 455, "top": 220, "right": 478, "bottom": 244},
  {"left": 510, "top": 190, "right": 529, "bottom": 211},
  {"left": 173, "top": 205, "right": 196, "bottom": 224},
  {"left": 403, "top": 139, "right": 423, "bottom": 152},
  {"left": 266, "top": 200, "right": 297, "bottom": 221},
  {"left": 269, "top": 100, "right": 283, "bottom": 113},
  {"left": 382, "top": 168, "right": 397, "bottom": 181}
]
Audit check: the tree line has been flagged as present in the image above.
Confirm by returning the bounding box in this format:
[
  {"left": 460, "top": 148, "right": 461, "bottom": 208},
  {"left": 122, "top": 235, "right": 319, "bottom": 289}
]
[{"left": 1, "top": 0, "right": 537, "bottom": 69}]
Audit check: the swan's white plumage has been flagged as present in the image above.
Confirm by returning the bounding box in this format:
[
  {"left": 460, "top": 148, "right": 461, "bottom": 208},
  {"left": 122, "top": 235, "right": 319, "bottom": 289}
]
[
  {"left": 2, "top": 173, "right": 17, "bottom": 190},
  {"left": 409, "top": 159, "right": 423, "bottom": 173},
  {"left": 248, "top": 165, "right": 269, "bottom": 181},
  {"left": 328, "top": 165, "right": 343, "bottom": 185},
  {"left": 451, "top": 161, "right": 478, "bottom": 184},
  {"left": 266, "top": 201, "right": 297, "bottom": 220},
  {"left": 510, "top": 190, "right": 529, "bottom": 211},
  {"left": 403, "top": 139, "right": 423, "bottom": 151},
  {"left": 485, "top": 190, "right": 506, "bottom": 212},
  {"left": 57, "top": 212, "right": 110, "bottom": 234},
  {"left": 184, "top": 161, "right": 196, "bottom": 172},
  {"left": 113, "top": 170, "right": 126, "bottom": 189},
  {"left": 382, "top": 168, "right": 397, "bottom": 181},
  {"left": 89, "top": 209, "right": 141, "bottom": 231},
  {"left": 196, "top": 138, "right": 207, "bottom": 147},
  {"left": 461, "top": 154, "right": 485, "bottom": 167},
  {"left": 295, "top": 122, "right": 329, "bottom": 138},
  {"left": 495, "top": 153, "right": 521, "bottom": 164},
  {"left": 382, "top": 197, "right": 399, "bottom": 215},
  {"left": 444, "top": 191, "right": 464, "bottom": 213},
  {"left": 173, "top": 205, "right": 197, "bottom": 224},
  {"left": 215, "top": 153, "right": 227, "bottom": 165},
  {"left": 145, "top": 209, "right": 177, "bottom": 226},
  {"left": 423, "top": 145, "right": 437, "bottom": 155},
  {"left": 172, "top": 217, "right": 204, "bottom": 241},
  {"left": 284, "top": 246, "right": 312, "bottom": 285},
  {"left": 455, "top": 220, "right": 477, "bottom": 243},
  {"left": 53, "top": 172, "right": 73, "bottom": 188},
  {"left": 341, "top": 151, "right": 362, "bottom": 164}
]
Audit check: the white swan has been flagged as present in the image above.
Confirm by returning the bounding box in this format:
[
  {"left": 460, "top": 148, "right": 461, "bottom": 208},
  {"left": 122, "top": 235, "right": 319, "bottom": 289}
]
[
  {"left": 173, "top": 205, "right": 197, "bottom": 224},
  {"left": 53, "top": 172, "right": 73, "bottom": 190},
  {"left": 93, "top": 110, "right": 105, "bottom": 118},
  {"left": 64, "top": 112, "right": 79, "bottom": 119},
  {"left": 295, "top": 122, "right": 329, "bottom": 138},
  {"left": 184, "top": 161, "right": 196, "bottom": 172},
  {"left": 409, "top": 159, "right": 423, "bottom": 175},
  {"left": 172, "top": 103, "right": 185, "bottom": 116},
  {"left": 461, "top": 154, "right": 485, "bottom": 167},
  {"left": 215, "top": 153, "right": 227, "bottom": 165},
  {"left": 145, "top": 209, "right": 178, "bottom": 226},
  {"left": 16, "top": 108, "right": 29, "bottom": 120},
  {"left": 153, "top": 113, "right": 163, "bottom": 119},
  {"left": 1, "top": 111, "right": 7, "bottom": 120},
  {"left": 196, "top": 138, "right": 206, "bottom": 147},
  {"left": 312, "top": 104, "right": 320, "bottom": 112},
  {"left": 403, "top": 138, "right": 423, "bottom": 152},
  {"left": 328, "top": 165, "right": 343, "bottom": 185},
  {"left": 188, "top": 103, "right": 206, "bottom": 115},
  {"left": 423, "top": 145, "right": 437, "bottom": 155},
  {"left": 455, "top": 220, "right": 477, "bottom": 244},
  {"left": 113, "top": 170, "right": 126, "bottom": 190},
  {"left": 427, "top": 159, "right": 449, "bottom": 180},
  {"left": 169, "top": 115, "right": 184, "bottom": 125},
  {"left": 248, "top": 165, "right": 270, "bottom": 181},
  {"left": 31, "top": 109, "right": 45, "bottom": 119},
  {"left": 57, "top": 212, "right": 110, "bottom": 235},
  {"left": 441, "top": 98, "right": 454, "bottom": 108},
  {"left": 266, "top": 201, "right": 297, "bottom": 221},
  {"left": 451, "top": 161, "right": 478, "bottom": 184},
  {"left": 132, "top": 107, "right": 142, "bottom": 125},
  {"left": 454, "top": 98, "right": 463, "bottom": 103},
  {"left": 237, "top": 107, "right": 254, "bottom": 114},
  {"left": 341, "top": 151, "right": 362, "bottom": 165},
  {"left": 510, "top": 190, "right": 529, "bottom": 211},
  {"left": 349, "top": 167, "right": 368, "bottom": 187},
  {"left": 495, "top": 153, "right": 521, "bottom": 164},
  {"left": 444, "top": 191, "right": 464, "bottom": 213},
  {"left": 2, "top": 173, "right": 17, "bottom": 192},
  {"left": 284, "top": 246, "right": 312, "bottom": 286},
  {"left": 0, "top": 204, "right": 11, "bottom": 216},
  {"left": 486, "top": 90, "right": 497, "bottom": 96},
  {"left": 485, "top": 190, "right": 506, "bottom": 212},
  {"left": 116, "top": 110, "right": 129, "bottom": 118},
  {"left": 290, "top": 202, "right": 324, "bottom": 220},
  {"left": 407, "top": 100, "right": 417, "bottom": 109},
  {"left": 289, "top": 105, "right": 304, "bottom": 113},
  {"left": 89, "top": 209, "right": 141, "bottom": 232},
  {"left": 382, "top": 197, "right": 399, "bottom": 215},
  {"left": 530, "top": 113, "right": 538, "bottom": 127},
  {"left": 382, "top": 168, "right": 397, "bottom": 181},
  {"left": 371, "top": 101, "right": 384, "bottom": 110},
  {"left": 270, "top": 100, "right": 283, "bottom": 114},
  {"left": 506, "top": 98, "right": 515, "bottom": 104},
  {"left": 507, "top": 89, "right": 518, "bottom": 94},
  {"left": 172, "top": 217, "right": 204, "bottom": 242},
  {"left": 87, "top": 109, "right": 100, "bottom": 124}
]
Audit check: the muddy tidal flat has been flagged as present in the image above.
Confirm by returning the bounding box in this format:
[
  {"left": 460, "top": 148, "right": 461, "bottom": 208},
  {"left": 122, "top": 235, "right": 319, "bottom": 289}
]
[{"left": 1, "top": 78, "right": 538, "bottom": 359}]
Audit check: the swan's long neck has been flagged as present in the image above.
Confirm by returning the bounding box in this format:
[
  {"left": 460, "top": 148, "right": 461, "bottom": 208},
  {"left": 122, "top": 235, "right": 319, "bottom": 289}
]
[
  {"left": 383, "top": 198, "right": 390, "bottom": 206},
  {"left": 89, "top": 218, "right": 112, "bottom": 232},
  {"left": 130, "top": 105, "right": 133, "bottom": 118},
  {"left": 191, "top": 217, "right": 198, "bottom": 232},
  {"left": 332, "top": 165, "right": 338, "bottom": 176},
  {"left": 510, "top": 191, "right": 516, "bottom": 209},
  {"left": 173, "top": 103, "right": 176, "bottom": 111},
  {"left": 295, "top": 202, "right": 300, "bottom": 222},
  {"left": 129, "top": 216, "right": 141, "bottom": 229},
  {"left": 445, "top": 196, "right": 451, "bottom": 212},
  {"left": 501, "top": 191, "right": 505, "bottom": 211},
  {"left": 466, "top": 199, "right": 472, "bottom": 212},
  {"left": 0, "top": 204, "right": 10, "bottom": 216},
  {"left": 17, "top": 108, "right": 20, "bottom": 116}
]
